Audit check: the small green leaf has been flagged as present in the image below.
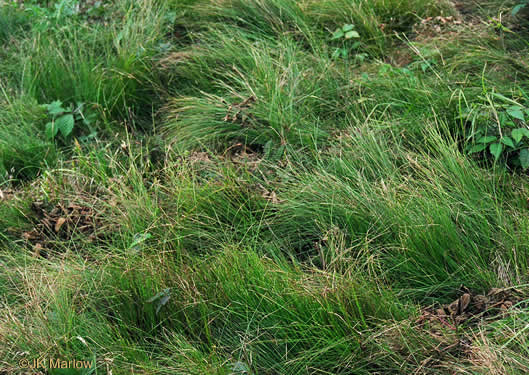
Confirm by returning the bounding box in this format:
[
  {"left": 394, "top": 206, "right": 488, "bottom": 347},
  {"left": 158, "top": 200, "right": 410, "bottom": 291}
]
[
  {"left": 520, "top": 148, "right": 529, "bottom": 169},
  {"left": 512, "top": 128, "right": 525, "bottom": 143},
  {"left": 500, "top": 136, "right": 515, "bottom": 148},
  {"left": 345, "top": 30, "right": 360, "bottom": 39},
  {"left": 147, "top": 288, "right": 171, "bottom": 314},
  {"left": 355, "top": 52, "right": 367, "bottom": 63},
  {"left": 332, "top": 47, "right": 347, "bottom": 58},
  {"left": 331, "top": 28, "right": 344, "bottom": 40},
  {"left": 45, "top": 121, "right": 58, "bottom": 140},
  {"left": 232, "top": 361, "right": 250, "bottom": 374},
  {"left": 342, "top": 24, "right": 354, "bottom": 32},
  {"left": 513, "top": 127, "right": 529, "bottom": 143},
  {"left": 468, "top": 143, "right": 488, "bottom": 154},
  {"left": 56, "top": 114, "right": 75, "bottom": 137},
  {"left": 489, "top": 143, "right": 503, "bottom": 161},
  {"left": 477, "top": 136, "right": 497, "bottom": 144},
  {"left": 147, "top": 288, "right": 170, "bottom": 303},
  {"left": 507, "top": 106, "right": 525, "bottom": 121},
  {"left": 129, "top": 232, "right": 152, "bottom": 250},
  {"left": 46, "top": 100, "right": 65, "bottom": 116},
  {"left": 512, "top": 4, "right": 526, "bottom": 16},
  {"left": 499, "top": 112, "right": 508, "bottom": 125},
  {"left": 263, "top": 140, "right": 273, "bottom": 157}
]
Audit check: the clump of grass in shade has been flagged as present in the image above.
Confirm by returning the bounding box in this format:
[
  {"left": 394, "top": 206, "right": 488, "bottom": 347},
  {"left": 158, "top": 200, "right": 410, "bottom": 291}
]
[{"left": 2, "top": 0, "right": 529, "bottom": 374}]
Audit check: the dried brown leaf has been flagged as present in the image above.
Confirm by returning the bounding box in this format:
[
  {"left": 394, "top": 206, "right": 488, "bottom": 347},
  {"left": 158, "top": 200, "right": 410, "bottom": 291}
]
[{"left": 54, "top": 217, "right": 67, "bottom": 233}]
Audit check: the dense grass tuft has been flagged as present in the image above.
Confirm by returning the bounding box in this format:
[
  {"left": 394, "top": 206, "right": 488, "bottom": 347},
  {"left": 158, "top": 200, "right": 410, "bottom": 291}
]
[{"left": 2, "top": 0, "right": 529, "bottom": 374}]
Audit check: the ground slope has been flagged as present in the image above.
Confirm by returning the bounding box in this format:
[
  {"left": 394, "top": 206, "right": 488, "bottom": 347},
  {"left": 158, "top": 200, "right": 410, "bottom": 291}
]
[{"left": 1, "top": 0, "right": 529, "bottom": 374}]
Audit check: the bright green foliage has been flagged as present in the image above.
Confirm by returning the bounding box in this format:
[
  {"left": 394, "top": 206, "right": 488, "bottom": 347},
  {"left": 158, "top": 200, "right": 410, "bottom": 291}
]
[
  {"left": 462, "top": 93, "right": 529, "bottom": 169},
  {"left": 512, "top": 1, "right": 529, "bottom": 16},
  {"left": 42, "top": 100, "right": 96, "bottom": 141},
  {"left": 2, "top": 0, "right": 529, "bottom": 374},
  {"left": 330, "top": 23, "right": 363, "bottom": 59}
]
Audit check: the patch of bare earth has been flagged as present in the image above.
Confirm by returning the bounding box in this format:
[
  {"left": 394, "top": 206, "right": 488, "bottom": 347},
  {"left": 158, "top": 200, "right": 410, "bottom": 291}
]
[
  {"left": 377, "top": 287, "right": 527, "bottom": 373},
  {"left": 417, "top": 288, "right": 525, "bottom": 371},
  {"left": 418, "top": 287, "right": 522, "bottom": 330},
  {"left": 22, "top": 200, "right": 107, "bottom": 258}
]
